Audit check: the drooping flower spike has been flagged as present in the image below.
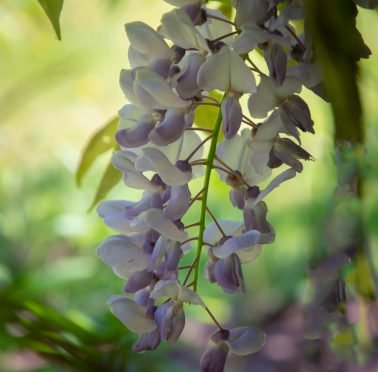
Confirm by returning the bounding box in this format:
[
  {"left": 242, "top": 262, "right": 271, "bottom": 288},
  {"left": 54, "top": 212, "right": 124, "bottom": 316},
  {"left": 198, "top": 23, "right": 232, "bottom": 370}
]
[{"left": 96, "top": 0, "right": 319, "bottom": 370}]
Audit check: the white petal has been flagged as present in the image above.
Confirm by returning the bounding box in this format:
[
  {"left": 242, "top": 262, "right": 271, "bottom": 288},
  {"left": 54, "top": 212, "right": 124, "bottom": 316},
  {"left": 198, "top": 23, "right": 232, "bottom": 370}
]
[
  {"left": 213, "top": 230, "right": 261, "bottom": 258},
  {"left": 128, "top": 45, "right": 150, "bottom": 68},
  {"left": 140, "top": 208, "right": 187, "bottom": 241},
  {"left": 118, "top": 104, "right": 147, "bottom": 130},
  {"left": 287, "top": 62, "right": 322, "bottom": 88},
  {"left": 204, "top": 220, "right": 243, "bottom": 245},
  {"left": 150, "top": 279, "right": 205, "bottom": 306},
  {"left": 248, "top": 168, "right": 296, "bottom": 208},
  {"left": 235, "top": 0, "right": 270, "bottom": 28},
  {"left": 229, "top": 48, "right": 256, "bottom": 93},
  {"left": 275, "top": 76, "right": 302, "bottom": 98},
  {"left": 108, "top": 296, "right": 157, "bottom": 333},
  {"left": 97, "top": 235, "right": 149, "bottom": 277},
  {"left": 197, "top": 49, "right": 229, "bottom": 92},
  {"left": 136, "top": 68, "right": 189, "bottom": 109},
  {"left": 125, "top": 22, "right": 173, "bottom": 60},
  {"left": 249, "top": 141, "right": 271, "bottom": 175},
  {"left": 135, "top": 147, "right": 191, "bottom": 186},
  {"left": 150, "top": 279, "right": 179, "bottom": 299},
  {"left": 120, "top": 69, "right": 140, "bottom": 106},
  {"left": 226, "top": 326, "right": 266, "bottom": 356},
  {"left": 160, "top": 9, "right": 208, "bottom": 51},
  {"left": 112, "top": 151, "right": 160, "bottom": 191},
  {"left": 232, "top": 24, "right": 269, "bottom": 54},
  {"left": 237, "top": 244, "right": 262, "bottom": 263},
  {"left": 197, "top": 47, "right": 255, "bottom": 93},
  {"left": 248, "top": 76, "right": 279, "bottom": 118},
  {"left": 253, "top": 111, "right": 283, "bottom": 141}
]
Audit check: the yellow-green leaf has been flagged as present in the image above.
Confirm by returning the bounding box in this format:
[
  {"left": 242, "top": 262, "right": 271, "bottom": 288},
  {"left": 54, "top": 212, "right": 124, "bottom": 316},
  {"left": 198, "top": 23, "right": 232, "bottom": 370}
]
[
  {"left": 76, "top": 116, "right": 118, "bottom": 187},
  {"left": 37, "top": 0, "right": 64, "bottom": 40},
  {"left": 88, "top": 158, "right": 122, "bottom": 212}
]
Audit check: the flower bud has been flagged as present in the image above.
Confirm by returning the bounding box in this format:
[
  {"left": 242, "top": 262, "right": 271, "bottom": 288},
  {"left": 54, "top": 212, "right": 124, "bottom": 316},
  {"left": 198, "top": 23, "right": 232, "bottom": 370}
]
[
  {"left": 221, "top": 95, "right": 242, "bottom": 139},
  {"left": 133, "top": 328, "right": 161, "bottom": 352},
  {"left": 264, "top": 43, "right": 287, "bottom": 86},
  {"left": 200, "top": 343, "right": 229, "bottom": 372},
  {"left": 281, "top": 94, "right": 314, "bottom": 133}
]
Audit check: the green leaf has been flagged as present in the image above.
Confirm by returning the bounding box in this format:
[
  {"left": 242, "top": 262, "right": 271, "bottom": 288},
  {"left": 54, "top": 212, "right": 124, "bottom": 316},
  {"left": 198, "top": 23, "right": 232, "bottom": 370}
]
[
  {"left": 76, "top": 116, "right": 118, "bottom": 187},
  {"left": 305, "top": 0, "right": 370, "bottom": 144},
  {"left": 88, "top": 156, "right": 122, "bottom": 212},
  {"left": 194, "top": 91, "right": 224, "bottom": 142},
  {"left": 37, "top": 0, "right": 64, "bottom": 40}
]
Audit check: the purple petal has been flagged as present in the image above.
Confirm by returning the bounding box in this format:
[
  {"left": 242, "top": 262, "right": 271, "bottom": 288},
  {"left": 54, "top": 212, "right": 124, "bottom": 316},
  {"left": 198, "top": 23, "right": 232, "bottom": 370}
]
[
  {"left": 133, "top": 328, "right": 161, "bottom": 352},
  {"left": 221, "top": 96, "right": 242, "bottom": 139},
  {"left": 229, "top": 189, "right": 245, "bottom": 209},
  {"left": 163, "top": 184, "right": 191, "bottom": 221},
  {"left": 155, "top": 301, "right": 185, "bottom": 344},
  {"left": 124, "top": 270, "right": 153, "bottom": 293},
  {"left": 265, "top": 43, "right": 287, "bottom": 86},
  {"left": 124, "top": 192, "right": 163, "bottom": 220},
  {"left": 281, "top": 94, "right": 314, "bottom": 133},
  {"left": 116, "top": 115, "right": 155, "bottom": 148},
  {"left": 149, "top": 109, "right": 188, "bottom": 146},
  {"left": 165, "top": 244, "right": 183, "bottom": 272},
  {"left": 213, "top": 254, "right": 245, "bottom": 294},
  {"left": 243, "top": 201, "right": 275, "bottom": 244},
  {"left": 173, "top": 53, "right": 206, "bottom": 99}
]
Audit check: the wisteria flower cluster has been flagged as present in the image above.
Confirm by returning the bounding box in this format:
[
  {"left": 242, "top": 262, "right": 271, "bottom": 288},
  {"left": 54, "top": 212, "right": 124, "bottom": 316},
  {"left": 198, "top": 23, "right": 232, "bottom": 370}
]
[{"left": 96, "top": 0, "right": 318, "bottom": 370}]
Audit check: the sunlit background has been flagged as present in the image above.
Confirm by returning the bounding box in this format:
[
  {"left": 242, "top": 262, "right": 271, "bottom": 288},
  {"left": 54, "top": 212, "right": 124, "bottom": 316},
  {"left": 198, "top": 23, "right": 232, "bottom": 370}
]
[{"left": 1, "top": 1, "right": 378, "bottom": 371}]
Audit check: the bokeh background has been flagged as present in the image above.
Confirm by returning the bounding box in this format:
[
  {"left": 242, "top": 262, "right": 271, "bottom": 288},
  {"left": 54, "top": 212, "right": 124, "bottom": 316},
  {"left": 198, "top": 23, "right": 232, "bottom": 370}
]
[{"left": 1, "top": 1, "right": 378, "bottom": 371}]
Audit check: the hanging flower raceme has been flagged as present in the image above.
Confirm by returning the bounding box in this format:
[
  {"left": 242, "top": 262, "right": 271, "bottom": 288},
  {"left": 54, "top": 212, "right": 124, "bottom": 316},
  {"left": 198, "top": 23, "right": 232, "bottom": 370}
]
[{"left": 95, "top": 0, "right": 320, "bottom": 370}]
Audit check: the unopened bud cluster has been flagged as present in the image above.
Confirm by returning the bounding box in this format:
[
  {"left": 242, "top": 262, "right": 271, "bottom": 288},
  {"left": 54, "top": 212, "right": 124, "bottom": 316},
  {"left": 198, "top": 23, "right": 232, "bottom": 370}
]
[{"left": 96, "top": 0, "right": 320, "bottom": 369}]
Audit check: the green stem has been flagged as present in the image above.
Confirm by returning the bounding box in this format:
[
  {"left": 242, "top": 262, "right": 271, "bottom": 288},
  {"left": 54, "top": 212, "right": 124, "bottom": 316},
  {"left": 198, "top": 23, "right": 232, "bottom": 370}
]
[{"left": 193, "top": 95, "right": 225, "bottom": 292}]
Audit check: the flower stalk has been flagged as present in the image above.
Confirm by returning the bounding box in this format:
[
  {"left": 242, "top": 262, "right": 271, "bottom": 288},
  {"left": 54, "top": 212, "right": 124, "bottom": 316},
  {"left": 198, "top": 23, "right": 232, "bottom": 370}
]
[{"left": 193, "top": 96, "right": 225, "bottom": 292}]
